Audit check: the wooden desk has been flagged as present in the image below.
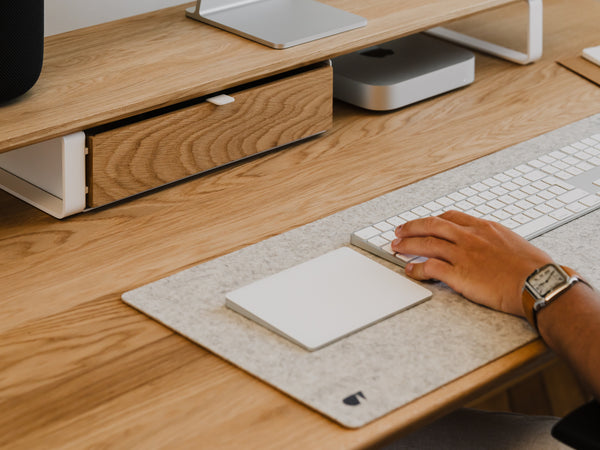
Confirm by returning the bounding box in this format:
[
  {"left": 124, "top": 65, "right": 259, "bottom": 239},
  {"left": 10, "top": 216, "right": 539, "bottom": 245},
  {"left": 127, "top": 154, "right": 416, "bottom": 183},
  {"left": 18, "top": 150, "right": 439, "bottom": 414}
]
[{"left": 1, "top": 0, "right": 600, "bottom": 448}]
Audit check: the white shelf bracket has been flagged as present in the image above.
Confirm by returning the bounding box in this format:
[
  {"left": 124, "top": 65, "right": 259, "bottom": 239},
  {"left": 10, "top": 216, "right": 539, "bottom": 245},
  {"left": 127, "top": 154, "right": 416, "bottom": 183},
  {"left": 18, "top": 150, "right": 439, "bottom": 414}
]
[
  {"left": 426, "top": 0, "right": 543, "bottom": 65},
  {"left": 0, "top": 132, "right": 87, "bottom": 219}
]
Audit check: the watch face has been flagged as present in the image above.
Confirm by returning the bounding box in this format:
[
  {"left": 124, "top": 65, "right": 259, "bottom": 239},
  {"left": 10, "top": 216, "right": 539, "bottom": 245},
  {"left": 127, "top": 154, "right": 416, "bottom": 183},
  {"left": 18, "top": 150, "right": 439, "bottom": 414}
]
[{"left": 529, "top": 264, "right": 568, "bottom": 297}]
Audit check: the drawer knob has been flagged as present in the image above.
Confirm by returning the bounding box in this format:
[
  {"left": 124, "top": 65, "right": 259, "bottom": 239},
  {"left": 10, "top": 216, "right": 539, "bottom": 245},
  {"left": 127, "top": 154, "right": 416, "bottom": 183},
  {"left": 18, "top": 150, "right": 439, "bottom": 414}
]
[{"left": 207, "top": 94, "right": 235, "bottom": 106}]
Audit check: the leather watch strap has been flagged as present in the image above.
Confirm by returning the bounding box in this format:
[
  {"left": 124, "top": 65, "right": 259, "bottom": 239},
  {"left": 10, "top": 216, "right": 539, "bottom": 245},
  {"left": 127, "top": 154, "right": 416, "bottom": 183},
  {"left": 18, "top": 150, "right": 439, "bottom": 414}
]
[{"left": 522, "top": 265, "right": 590, "bottom": 330}]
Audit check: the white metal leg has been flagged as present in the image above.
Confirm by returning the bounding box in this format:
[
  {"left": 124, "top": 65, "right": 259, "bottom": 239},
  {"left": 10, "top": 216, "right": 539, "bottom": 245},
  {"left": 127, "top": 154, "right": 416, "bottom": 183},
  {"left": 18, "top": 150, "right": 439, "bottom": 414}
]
[
  {"left": 0, "top": 132, "right": 86, "bottom": 218},
  {"left": 426, "top": 0, "right": 543, "bottom": 64}
]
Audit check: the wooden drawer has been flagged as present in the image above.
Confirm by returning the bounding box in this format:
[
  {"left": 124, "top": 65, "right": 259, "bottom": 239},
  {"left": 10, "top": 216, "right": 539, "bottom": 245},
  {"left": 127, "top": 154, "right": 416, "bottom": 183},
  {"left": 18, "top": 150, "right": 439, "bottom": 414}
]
[{"left": 86, "top": 63, "right": 332, "bottom": 207}]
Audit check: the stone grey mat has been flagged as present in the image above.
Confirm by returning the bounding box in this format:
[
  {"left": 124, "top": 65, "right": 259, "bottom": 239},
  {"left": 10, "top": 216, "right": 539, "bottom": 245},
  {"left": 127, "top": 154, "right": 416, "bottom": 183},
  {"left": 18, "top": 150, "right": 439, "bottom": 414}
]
[{"left": 123, "top": 113, "right": 600, "bottom": 428}]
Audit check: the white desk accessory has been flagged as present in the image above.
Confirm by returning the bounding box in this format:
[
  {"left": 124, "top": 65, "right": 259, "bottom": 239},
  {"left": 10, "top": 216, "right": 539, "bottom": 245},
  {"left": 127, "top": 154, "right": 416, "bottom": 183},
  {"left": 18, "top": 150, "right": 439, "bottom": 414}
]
[
  {"left": 583, "top": 45, "right": 600, "bottom": 67},
  {"left": 185, "top": 0, "right": 367, "bottom": 49},
  {"left": 427, "top": 0, "right": 543, "bottom": 65},
  {"left": 332, "top": 33, "right": 474, "bottom": 111},
  {"left": 226, "top": 247, "right": 432, "bottom": 350}
]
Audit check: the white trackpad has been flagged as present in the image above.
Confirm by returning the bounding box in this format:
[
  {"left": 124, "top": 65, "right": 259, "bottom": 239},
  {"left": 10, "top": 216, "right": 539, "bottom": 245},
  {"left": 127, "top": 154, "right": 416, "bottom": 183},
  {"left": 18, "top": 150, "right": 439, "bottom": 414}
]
[{"left": 226, "top": 247, "right": 432, "bottom": 351}]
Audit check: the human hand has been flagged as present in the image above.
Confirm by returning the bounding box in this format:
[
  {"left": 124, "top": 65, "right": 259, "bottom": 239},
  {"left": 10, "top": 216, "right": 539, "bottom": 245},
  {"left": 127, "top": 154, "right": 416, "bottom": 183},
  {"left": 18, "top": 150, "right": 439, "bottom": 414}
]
[{"left": 391, "top": 210, "right": 553, "bottom": 317}]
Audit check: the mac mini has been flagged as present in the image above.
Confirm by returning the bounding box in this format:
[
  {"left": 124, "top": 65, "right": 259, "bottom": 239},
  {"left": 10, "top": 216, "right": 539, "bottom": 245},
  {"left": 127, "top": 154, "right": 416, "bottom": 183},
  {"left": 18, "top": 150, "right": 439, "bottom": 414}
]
[{"left": 332, "top": 33, "right": 475, "bottom": 111}]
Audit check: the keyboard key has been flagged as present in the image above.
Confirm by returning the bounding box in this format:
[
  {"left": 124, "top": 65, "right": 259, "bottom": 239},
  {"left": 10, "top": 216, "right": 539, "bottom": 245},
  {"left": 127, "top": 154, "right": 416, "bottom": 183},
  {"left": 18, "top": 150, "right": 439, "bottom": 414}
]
[
  {"left": 436, "top": 196, "right": 454, "bottom": 206},
  {"left": 541, "top": 165, "right": 559, "bottom": 174},
  {"left": 538, "top": 155, "right": 556, "bottom": 164},
  {"left": 482, "top": 177, "right": 500, "bottom": 187},
  {"left": 577, "top": 161, "right": 593, "bottom": 171},
  {"left": 546, "top": 199, "right": 564, "bottom": 209},
  {"left": 566, "top": 167, "right": 583, "bottom": 176},
  {"left": 490, "top": 186, "right": 508, "bottom": 196},
  {"left": 513, "top": 215, "right": 558, "bottom": 238},
  {"left": 513, "top": 214, "right": 531, "bottom": 224},
  {"left": 394, "top": 253, "right": 420, "bottom": 263},
  {"left": 381, "top": 230, "right": 397, "bottom": 241},
  {"left": 387, "top": 216, "right": 405, "bottom": 227},
  {"left": 528, "top": 159, "right": 546, "bottom": 168},
  {"left": 492, "top": 210, "right": 511, "bottom": 220},
  {"left": 566, "top": 202, "right": 587, "bottom": 213},
  {"left": 400, "top": 211, "right": 419, "bottom": 221},
  {"left": 471, "top": 182, "right": 488, "bottom": 192},
  {"left": 504, "top": 204, "right": 523, "bottom": 215},
  {"left": 374, "top": 221, "right": 395, "bottom": 232},
  {"left": 516, "top": 164, "right": 533, "bottom": 173},
  {"left": 581, "top": 195, "right": 600, "bottom": 207},
  {"left": 521, "top": 185, "right": 539, "bottom": 195},
  {"left": 563, "top": 156, "right": 580, "bottom": 166},
  {"left": 524, "top": 208, "right": 543, "bottom": 219},
  {"left": 493, "top": 173, "right": 511, "bottom": 182},
  {"left": 500, "top": 218, "right": 519, "bottom": 229},
  {"left": 368, "top": 236, "right": 389, "bottom": 247},
  {"left": 548, "top": 185, "right": 567, "bottom": 195},
  {"left": 561, "top": 145, "right": 578, "bottom": 154},
  {"left": 532, "top": 180, "right": 550, "bottom": 190},
  {"left": 479, "top": 190, "right": 497, "bottom": 201},
  {"left": 575, "top": 151, "right": 592, "bottom": 160},
  {"left": 550, "top": 208, "right": 574, "bottom": 221},
  {"left": 515, "top": 200, "right": 534, "bottom": 210},
  {"left": 411, "top": 206, "right": 431, "bottom": 217},
  {"left": 448, "top": 192, "right": 466, "bottom": 202},
  {"left": 557, "top": 188, "right": 588, "bottom": 204},
  {"left": 527, "top": 195, "right": 545, "bottom": 205},
  {"left": 510, "top": 190, "right": 528, "bottom": 200},
  {"left": 504, "top": 169, "right": 521, "bottom": 178},
  {"left": 460, "top": 187, "right": 478, "bottom": 197},
  {"left": 552, "top": 160, "right": 569, "bottom": 170},
  {"left": 424, "top": 201, "right": 443, "bottom": 211},
  {"left": 503, "top": 182, "right": 519, "bottom": 191},
  {"left": 523, "top": 170, "right": 545, "bottom": 181},
  {"left": 538, "top": 190, "right": 555, "bottom": 200},
  {"left": 355, "top": 227, "right": 379, "bottom": 239},
  {"left": 487, "top": 199, "right": 505, "bottom": 209}
]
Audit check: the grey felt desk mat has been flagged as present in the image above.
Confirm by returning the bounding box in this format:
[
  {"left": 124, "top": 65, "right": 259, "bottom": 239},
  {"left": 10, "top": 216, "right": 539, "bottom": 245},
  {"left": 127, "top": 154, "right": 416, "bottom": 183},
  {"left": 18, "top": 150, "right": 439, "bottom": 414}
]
[{"left": 123, "top": 113, "right": 600, "bottom": 428}]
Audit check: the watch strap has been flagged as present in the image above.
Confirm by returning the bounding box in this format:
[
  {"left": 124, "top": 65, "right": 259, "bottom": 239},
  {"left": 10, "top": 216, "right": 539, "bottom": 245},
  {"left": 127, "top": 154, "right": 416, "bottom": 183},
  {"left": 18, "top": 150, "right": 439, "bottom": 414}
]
[{"left": 522, "top": 265, "right": 590, "bottom": 330}]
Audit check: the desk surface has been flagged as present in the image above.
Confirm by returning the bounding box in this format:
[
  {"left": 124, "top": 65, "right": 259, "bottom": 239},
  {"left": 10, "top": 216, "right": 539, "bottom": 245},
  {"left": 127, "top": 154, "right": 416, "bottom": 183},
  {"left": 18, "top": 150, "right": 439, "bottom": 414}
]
[{"left": 2, "top": 0, "right": 600, "bottom": 448}]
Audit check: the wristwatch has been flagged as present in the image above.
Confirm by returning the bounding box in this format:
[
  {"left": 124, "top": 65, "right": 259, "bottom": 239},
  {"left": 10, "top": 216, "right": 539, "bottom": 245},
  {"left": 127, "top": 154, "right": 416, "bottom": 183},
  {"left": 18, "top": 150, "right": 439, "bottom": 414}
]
[{"left": 522, "top": 263, "right": 591, "bottom": 330}]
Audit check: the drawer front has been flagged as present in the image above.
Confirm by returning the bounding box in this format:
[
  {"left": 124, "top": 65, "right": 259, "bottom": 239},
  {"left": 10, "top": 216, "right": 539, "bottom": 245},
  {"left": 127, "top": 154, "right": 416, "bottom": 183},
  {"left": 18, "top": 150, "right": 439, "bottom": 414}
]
[{"left": 87, "top": 64, "right": 332, "bottom": 207}]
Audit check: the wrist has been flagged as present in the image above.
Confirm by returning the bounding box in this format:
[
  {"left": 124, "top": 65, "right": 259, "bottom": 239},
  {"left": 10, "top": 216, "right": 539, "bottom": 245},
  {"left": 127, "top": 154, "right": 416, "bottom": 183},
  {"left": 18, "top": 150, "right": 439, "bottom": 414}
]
[{"left": 521, "top": 264, "right": 592, "bottom": 331}]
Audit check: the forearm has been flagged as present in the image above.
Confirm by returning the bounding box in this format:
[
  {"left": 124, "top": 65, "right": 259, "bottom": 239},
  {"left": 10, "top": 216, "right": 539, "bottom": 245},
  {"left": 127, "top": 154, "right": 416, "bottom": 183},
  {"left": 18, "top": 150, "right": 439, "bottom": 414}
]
[{"left": 536, "top": 282, "right": 600, "bottom": 400}]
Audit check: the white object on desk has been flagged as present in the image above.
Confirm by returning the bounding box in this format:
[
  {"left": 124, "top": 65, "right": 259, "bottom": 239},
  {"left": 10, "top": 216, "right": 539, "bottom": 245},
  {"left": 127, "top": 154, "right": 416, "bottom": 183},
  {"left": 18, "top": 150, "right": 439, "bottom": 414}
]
[
  {"left": 427, "top": 0, "right": 543, "bottom": 65},
  {"left": 185, "top": 0, "right": 367, "bottom": 49},
  {"left": 226, "top": 247, "right": 432, "bottom": 351},
  {"left": 0, "top": 132, "right": 86, "bottom": 218},
  {"left": 583, "top": 45, "right": 600, "bottom": 67}
]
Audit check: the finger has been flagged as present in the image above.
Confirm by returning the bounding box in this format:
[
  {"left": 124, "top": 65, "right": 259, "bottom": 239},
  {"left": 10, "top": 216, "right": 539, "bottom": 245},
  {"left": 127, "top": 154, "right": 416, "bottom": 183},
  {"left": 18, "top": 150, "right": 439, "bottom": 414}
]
[
  {"left": 392, "top": 235, "right": 456, "bottom": 263},
  {"left": 405, "top": 258, "right": 453, "bottom": 282},
  {"left": 438, "top": 210, "right": 483, "bottom": 227},
  {"left": 395, "top": 215, "right": 463, "bottom": 243}
]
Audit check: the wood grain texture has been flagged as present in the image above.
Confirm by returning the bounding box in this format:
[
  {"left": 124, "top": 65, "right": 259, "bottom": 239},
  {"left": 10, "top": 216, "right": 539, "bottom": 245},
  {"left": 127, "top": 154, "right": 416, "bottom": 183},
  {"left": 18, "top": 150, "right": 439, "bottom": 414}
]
[
  {"left": 87, "top": 64, "right": 332, "bottom": 206},
  {"left": 1, "top": 0, "right": 600, "bottom": 448},
  {"left": 0, "top": 0, "right": 518, "bottom": 154}
]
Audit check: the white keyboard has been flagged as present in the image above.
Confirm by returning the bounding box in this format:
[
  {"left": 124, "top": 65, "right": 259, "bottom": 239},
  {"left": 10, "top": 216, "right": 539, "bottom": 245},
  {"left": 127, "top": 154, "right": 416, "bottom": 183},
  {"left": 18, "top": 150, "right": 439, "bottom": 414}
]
[{"left": 351, "top": 133, "right": 600, "bottom": 267}]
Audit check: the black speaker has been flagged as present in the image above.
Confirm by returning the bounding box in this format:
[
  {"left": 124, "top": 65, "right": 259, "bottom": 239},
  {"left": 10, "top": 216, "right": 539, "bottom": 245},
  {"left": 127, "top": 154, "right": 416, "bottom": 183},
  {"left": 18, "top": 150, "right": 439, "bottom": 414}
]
[{"left": 0, "top": 0, "right": 44, "bottom": 102}]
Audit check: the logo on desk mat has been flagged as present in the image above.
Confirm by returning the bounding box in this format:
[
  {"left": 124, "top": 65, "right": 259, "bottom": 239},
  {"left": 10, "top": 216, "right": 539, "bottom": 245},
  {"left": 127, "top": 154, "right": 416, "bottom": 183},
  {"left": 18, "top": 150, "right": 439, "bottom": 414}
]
[{"left": 343, "top": 391, "right": 366, "bottom": 406}]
